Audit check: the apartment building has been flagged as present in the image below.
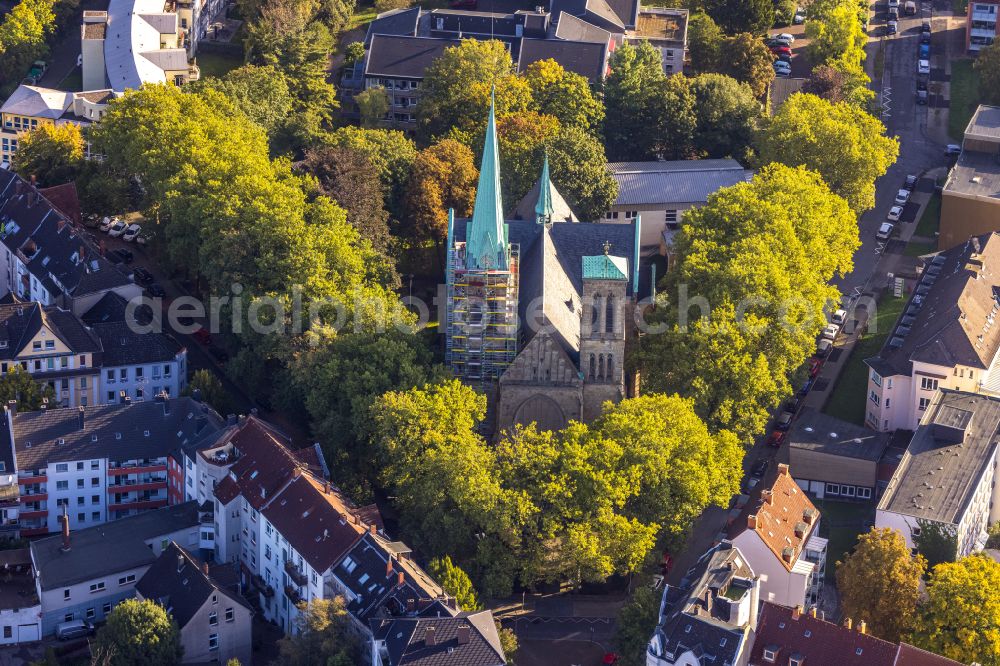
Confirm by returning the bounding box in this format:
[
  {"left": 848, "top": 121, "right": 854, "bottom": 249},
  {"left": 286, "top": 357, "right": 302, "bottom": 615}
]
[
  {"left": 727, "top": 464, "right": 827, "bottom": 609},
  {"left": 0, "top": 415, "right": 17, "bottom": 538},
  {"left": 967, "top": 0, "right": 998, "bottom": 51},
  {"left": 0, "top": 548, "right": 40, "bottom": 644},
  {"left": 136, "top": 542, "right": 253, "bottom": 665},
  {"left": 632, "top": 8, "right": 687, "bottom": 74},
  {"left": 646, "top": 542, "right": 759, "bottom": 666},
  {"left": 9, "top": 396, "right": 223, "bottom": 536},
  {"left": 371, "top": 611, "right": 507, "bottom": 666},
  {"left": 0, "top": 171, "right": 141, "bottom": 316},
  {"left": 0, "top": 85, "right": 113, "bottom": 165},
  {"left": 940, "top": 106, "right": 1000, "bottom": 248},
  {"left": 603, "top": 160, "right": 752, "bottom": 254},
  {"left": 29, "top": 500, "right": 205, "bottom": 636},
  {"left": 876, "top": 390, "right": 1000, "bottom": 558},
  {"left": 865, "top": 232, "right": 1000, "bottom": 432}
]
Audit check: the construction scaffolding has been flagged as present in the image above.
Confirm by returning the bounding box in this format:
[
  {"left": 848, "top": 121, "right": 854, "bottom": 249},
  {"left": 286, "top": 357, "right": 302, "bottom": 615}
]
[{"left": 445, "top": 240, "right": 519, "bottom": 384}]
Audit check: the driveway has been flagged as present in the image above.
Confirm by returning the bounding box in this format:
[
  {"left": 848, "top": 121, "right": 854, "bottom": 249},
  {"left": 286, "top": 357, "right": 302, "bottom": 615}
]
[{"left": 37, "top": 0, "right": 110, "bottom": 89}]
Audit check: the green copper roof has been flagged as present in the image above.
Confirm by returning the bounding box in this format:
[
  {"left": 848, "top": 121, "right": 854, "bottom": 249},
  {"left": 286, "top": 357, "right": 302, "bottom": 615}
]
[
  {"left": 534, "top": 153, "right": 554, "bottom": 224},
  {"left": 466, "top": 93, "right": 508, "bottom": 270},
  {"left": 582, "top": 254, "right": 628, "bottom": 281}
]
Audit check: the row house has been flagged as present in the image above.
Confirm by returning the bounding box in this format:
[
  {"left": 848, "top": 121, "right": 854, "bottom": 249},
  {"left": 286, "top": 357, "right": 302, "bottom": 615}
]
[
  {"left": 876, "top": 390, "right": 1000, "bottom": 558},
  {"left": 0, "top": 86, "right": 114, "bottom": 165},
  {"left": 865, "top": 232, "right": 1000, "bottom": 432},
  {"left": 8, "top": 395, "right": 223, "bottom": 536},
  {"left": 371, "top": 610, "right": 507, "bottom": 666},
  {"left": 0, "top": 170, "right": 141, "bottom": 316},
  {"left": 727, "top": 464, "right": 827, "bottom": 610}
]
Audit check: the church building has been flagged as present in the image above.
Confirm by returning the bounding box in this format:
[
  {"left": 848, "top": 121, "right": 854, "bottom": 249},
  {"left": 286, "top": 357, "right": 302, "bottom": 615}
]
[{"left": 444, "top": 96, "right": 643, "bottom": 434}]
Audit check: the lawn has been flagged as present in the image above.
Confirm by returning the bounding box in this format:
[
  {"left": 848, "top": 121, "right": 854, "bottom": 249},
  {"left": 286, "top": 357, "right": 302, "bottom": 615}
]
[
  {"left": 196, "top": 52, "right": 243, "bottom": 79},
  {"left": 812, "top": 499, "right": 875, "bottom": 583},
  {"left": 350, "top": 1, "right": 378, "bottom": 29},
  {"left": 822, "top": 292, "right": 907, "bottom": 425},
  {"left": 949, "top": 59, "right": 980, "bottom": 140},
  {"left": 914, "top": 193, "right": 941, "bottom": 238}
]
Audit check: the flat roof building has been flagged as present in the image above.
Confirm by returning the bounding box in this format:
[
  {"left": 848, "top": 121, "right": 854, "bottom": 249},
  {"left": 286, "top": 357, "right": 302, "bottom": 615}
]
[{"left": 941, "top": 106, "right": 1000, "bottom": 249}]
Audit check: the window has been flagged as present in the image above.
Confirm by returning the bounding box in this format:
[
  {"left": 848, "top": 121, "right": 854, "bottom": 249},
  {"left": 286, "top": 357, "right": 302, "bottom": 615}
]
[
  {"left": 32, "top": 341, "right": 40, "bottom": 351},
  {"left": 858, "top": 487, "right": 872, "bottom": 499},
  {"left": 86, "top": 608, "right": 95, "bottom": 620},
  {"left": 120, "top": 369, "right": 127, "bottom": 381},
  {"left": 912, "top": 526, "right": 922, "bottom": 537},
  {"left": 870, "top": 370, "right": 882, "bottom": 387},
  {"left": 825, "top": 483, "right": 840, "bottom": 496},
  {"left": 77, "top": 497, "right": 84, "bottom": 506},
  {"left": 45, "top": 340, "right": 54, "bottom": 350},
  {"left": 79, "top": 355, "right": 86, "bottom": 367},
  {"left": 80, "top": 377, "right": 87, "bottom": 390},
  {"left": 664, "top": 209, "right": 679, "bottom": 228},
  {"left": 135, "top": 367, "right": 143, "bottom": 378},
  {"left": 919, "top": 397, "right": 931, "bottom": 411},
  {"left": 763, "top": 648, "right": 776, "bottom": 662},
  {"left": 3, "top": 626, "right": 11, "bottom": 638},
  {"left": 209, "top": 611, "right": 218, "bottom": 626},
  {"left": 106, "top": 370, "right": 114, "bottom": 383},
  {"left": 64, "top": 613, "right": 74, "bottom": 623},
  {"left": 91, "top": 460, "right": 99, "bottom": 470},
  {"left": 91, "top": 477, "right": 99, "bottom": 487},
  {"left": 56, "top": 480, "right": 68, "bottom": 490},
  {"left": 107, "top": 391, "right": 115, "bottom": 402},
  {"left": 920, "top": 377, "right": 939, "bottom": 391},
  {"left": 605, "top": 211, "right": 619, "bottom": 220},
  {"left": 225, "top": 607, "right": 234, "bottom": 622},
  {"left": 89, "top": 582, "right": 105, "bottom": 593},
  {"left": 265, "top": 545, "right": 271, "bottom": 561},
  {"left": 869, "top": 390, "right": 880, "bottom": 406},
  {"left": 56, "top": 463, "right": 68, "bottom": 472},
  {"left": 118, "top": 574, "right": 136, "bottom": 585},
  {"left": 885, "top": 398, "right": 891, "bottom": 408},
  {"left": 77, "top": 479, "right": 84, "bottom": 489},
  {"left": 92, "top": 511, "right": 100, "bottom": 520},
  {"left": 102, "top": 602, "right": 112, "bottom": 613},
  {"left": 164, "top": 365, "right": 171, "bottom": 377},
  {"left": 209, "top": 634, "right": 219, "bottom": 651}
]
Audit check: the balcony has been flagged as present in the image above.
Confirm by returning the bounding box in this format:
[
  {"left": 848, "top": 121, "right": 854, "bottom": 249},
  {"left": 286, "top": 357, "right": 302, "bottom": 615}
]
[
  {"left": 108, "top": 498, "right": 168, "bottom": 512},
  {"left": 284, "top": 584, "right": 303, "bottom": 605},
  {"left": 18, "top": 475, "right": 46, "bottom": 484},
  {"left": 252, "top": 574, "right": 275, "bottom": 598},
  {"left": 284, "top": 560, "right": 308, "bottom": 587},
  {"left": 107, "top": 480, "right": 167, "bottom": 493},
  {"left": 0, "top": 519, "right": 19, "bottom": 533},
  {"left": 108, "top": 464, "right": 167, "bottom": 476},
  {"left": 18, "top": 509, "right": 46, "bottom": 519},
  {"left": 20, "top": 527, "right": 47, "bottom": 536}
]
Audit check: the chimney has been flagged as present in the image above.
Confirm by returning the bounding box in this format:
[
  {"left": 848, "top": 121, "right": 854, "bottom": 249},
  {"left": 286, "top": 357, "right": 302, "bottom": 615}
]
[
  {"left": 370, "top": 523, "right": 377, "bottom": 536},
  {"left": 843, "top": 618, "right": 853, "bottom": 630},
  {"left": 425, "top": 627, "right": 436, "bottom": 646},
  {"left": 8, "top": 399, "right": 16, "bottom": 417},
  {"left": 202, "top": 562, "right": 209, "bottom": 575},
  {"left": 78, "top": 245, "right": 85, "bottom": 262},
  {"left": 60, "top": 504, "right": 71, "bottom": 551},
  {"left": 387, "top": 557, "right": 394, "bottom": 578},
  {"left": 78, "top": 406, "right": 85, "bottom": 430},
  {"left": 747, "top": 514, "right": 757, "bottom": 530},
  {"left": 858, "top": 620, "right": 867, "bottom": 635},
  {"left": 457, "top": 625, "right": 471, "bottom": 645},
  {"left": 397, "top": 571, "right": 405, "bottom": 587},
  {"left": 323, "top": 480, "right": 330, "bottom": 494},
  {"left": 761, "top": 490, "right": 773, "bottom": 505},
  {"left": 803, "top": 508, "right": 817, "bottom": 525},
  {"left": 177, "top": 554, "right": 184, "bottom": 572},
  {"left": 777, "top": 463, "right": 790, "bottom": 477},
  {"left": 794, "top": 522, "right": 807, "bottom": 538},
  {"left": 809, "top": 606, "right": 818, "bottom": 618},
  {"left": 703, "top": 587, "right": 713, "bottom": 614},
  {"left": 407, "top": 598, "right": 415, "bottom": 612},
  {"left": 792, "top": 605, "right": 803, "bottom": 620}
]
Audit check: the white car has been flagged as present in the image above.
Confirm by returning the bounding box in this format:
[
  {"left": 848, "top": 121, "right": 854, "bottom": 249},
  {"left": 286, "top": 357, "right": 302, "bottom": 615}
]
[
  {"left": 887, "top": 205, "right": 903, "bottom": 222},
  {"left": 877, "top": 222, "right": 895, "bottom": 240},
  {"left": 774, "top": 61, "right": 792, "bottom": 76},
  {"left": 895, "top": 189, "right": 910, "bottom": 205},
  {"left": 822, "top": 323, "right": 840, "bottom": 340},
  {"left": 831, "top": 309, "right": 848, "bottom": 325},
  {"left": 888, "top": 0, "right": 899, "bottom": 8},
  {"left": 99, "top": 216, "right": 116, "bottom": 232},
  {"left": 918, "top": 59, "right": 931, "bottom": 75},
  {"left": 793, "top": 9, "right": 805, "bottom": 23},
  {"left": 107, "top": 221, "right": 127, "bottom": 237},
  {"left": 776, "top": 32, "right": 795, "bottom": 43},
  {"left": 122, "top": 223, "right": 142, "bottom": 242}
]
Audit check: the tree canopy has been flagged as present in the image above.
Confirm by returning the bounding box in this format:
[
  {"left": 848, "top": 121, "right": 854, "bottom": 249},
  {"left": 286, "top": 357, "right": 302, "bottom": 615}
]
[
  {"left": 909, "top": 555, "right": 1000, "bottom": 666},
  {"left": 638, "top": 163, "right": 859, "bottom": 439},
  {"left": 11, "top": 123, "right": 84, "bottom": 187},
  {"left": 836, "top": 527, "right": 925, "bottom": 642},
  {"left": 717, "top": 32, "right": 775, "bottom": 98},
  {"left": 325, "top": 126, "right": 417, "bottom": 216},
  {"left": 275, "top": 598, "right": 362, "bottom": 666},
  {"left": 523, "top": 58, "right": 605, "bottom": 135},
  {"left": 757, "top": 93, "right": 899, "bottom": 213},
  {"left": 705, "top": 0, "right": 775, "bottom": 35},
  {"left": 0, "top": 365, "right": 55, "bottom": 411},
  {"left": 604, "top": 41, "right": 668, "bottom": 161},
  {"left": 404, "top": 139, "right": 479, "bottom": 243},
  {"left": 428, "top": 555, "right": 483, "bottom": 611},
  {"left": 0, "top": 0, "right": 56, "bottom": 86},
  {"left": 92, "top": 598, "right": 182, "bottom": 666},
  {"left": 689, "top": 73, "right": 762, "bottom": 162},
  {"left": 805, "top": 0, "right": 867, "bottom": 66},
  {"left": 804, "top": 57, "right": 875, "bottom": 108},
  {"left": 977, "top": 40, "right": 1000, "bottom": 106},
  {"left": 912, "top": 519, "right": 958, "bottom": 570}
]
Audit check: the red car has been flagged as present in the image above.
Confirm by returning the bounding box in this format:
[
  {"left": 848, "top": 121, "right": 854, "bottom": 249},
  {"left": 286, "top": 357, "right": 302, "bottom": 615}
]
[
  {"left": 193, "top": 327, "right": 211, "bottom": 345},
  {"left": 808, "top": 357, "right": 824, "bottom": 378},
  {"left": 766, "top": 431, "right": 785, "bottom": 448},
  {"left": 770, "top": 45, "right": 792, "bottom": 56},
  {"left": 603, "top": 654, "right": 619, "bottom": 665}
]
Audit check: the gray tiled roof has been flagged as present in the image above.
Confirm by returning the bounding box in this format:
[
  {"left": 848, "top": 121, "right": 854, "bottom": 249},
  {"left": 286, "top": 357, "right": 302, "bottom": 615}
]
[
  {"left": 371, "top": 610, "right": 506, "bottom": 666},
  {"left": 11, "top": 396, "right": 224, "bottom": 470},
  {"left": 553, "top": 12, "right": 612, "bottom": 43},
  {"left": 364, "top": 35, "right": 462, "bottom": 79},
  {"left": 607, "top": 159, "right": 752, "bottom": 207},
  {"left": 90, "top": 320, "right": 182, "bottom": 367},
  {"left": 365, "top": 6, "right": 421, "bottom": 44},
  {"left": 550, "top": 0, "right": 625, "bottom": 32},
  {"left": 516, "top": 37, "right": 607, "bottom": 83},
  {"left": 878, "top": 390, "right": 1000, "bottom": 524},
  {"left": 30, "top": 501, "right": 201, "bottom": 590}
]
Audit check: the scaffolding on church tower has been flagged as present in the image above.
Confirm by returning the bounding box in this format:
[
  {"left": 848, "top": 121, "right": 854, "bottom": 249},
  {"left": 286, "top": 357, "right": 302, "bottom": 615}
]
[{"left": 445, "top": 237, "right": 519, "bottom": 384}]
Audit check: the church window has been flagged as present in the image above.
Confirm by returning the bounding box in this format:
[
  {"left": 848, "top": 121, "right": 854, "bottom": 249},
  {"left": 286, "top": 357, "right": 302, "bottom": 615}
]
[
  {"left": 589, "top": 354, "right": 596, "bottom": 379},
  {"left": 607, "top": 356, "right": 614, "bottom": 382},
  {"left": 606, "top": 295, "right": 615, "bottom": 334},
  {"left": 591, "top": 294, "right": 602, "bottom": 335},
  {"left": 598, "top": 354, "right": 605, "bottom": 380}
]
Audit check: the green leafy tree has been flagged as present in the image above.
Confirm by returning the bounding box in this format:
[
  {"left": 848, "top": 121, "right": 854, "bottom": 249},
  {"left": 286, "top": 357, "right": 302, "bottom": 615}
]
[
  {"left": 184, "top": 369, "right": 231, "bottom": 416},
  {"left": 326, "top": 126, "right": 417, "bottom": 215},
  {"left": 355, "top": 86, "right": 390, "bottom": 128},
  {"left": 774, "top": 0, "right": 797, "bottom": 24},
  {"left": 615, "top": 586, "right": 660, "bottom": 666},
  {"left": 758, "top": 92, "right": 899, "bottom": 212},
  {"left": 805, "top": 1, "right": 867, "bottom": 66},
  {"left": 804, "top": 57, "right": 875, "bottom": 108},
  {"left": 0, "top": 0, "right": 56, "bottom": 85},
  {"left": 705, "top": 0, "right": 774, "bottom": 35},
  {"left": 638, "top": 164, "right": 859, "bottom": 439},
  {"left": 375, "top": 0, "right": 409, "bottom": 11},
  {"left": 687, "top": 12, "right": 723, "bottom": 72},
  {"left": 344, "top": 40, "right": 365, "bottom": 65},
  {"left": 718, "top": 32, "right": 775, "bottom": 97},
  {"left": 11, "top": 123, "right": 84, "bottom": 187},
  {"left": 836, "top": 527, "right": 926, "bottom": 642},
  {"left": 977, "top": 40, "right": 1000, "bottom": 106},
  {"left": 275, "top": 597, "right": 362, "bottom": 666},
  {"left": 92, "top": 598, "right": 182, "bottom": 666},
  {"left": 428, "top": 555, "right": 483, "bottom": 610},
  {"left": 77, "top": 161, "right": 130, "bottom": 217},
  {"left": 194, "top": 64, "right": 295, "bottom": 139},
  {"left": 659, "top": 73, "right": 698, "bottom": 160},
  {"left": 496, "top": 622, "right": 518, "bottom": 665},
  {"left": 404, "top": 139, "right": 478, "bottom": 243},
  {"left": 912, "top": 519, "right": 958, "bottom": 570},
  {"left": 0, "top": 366, "right": 55, "bottom": 411},
  {"left": 548, "top": 124, "right": 619, "bottom": 222},
  {"left": 493, "top": 111, "right": 561, "bottom": 211},
  {"left": 523, "top": 58, "right": 605, "bottom": 134},
  {"left": 689, "top": 73, "right": 762, "bottom": 161},
  {"left": 416, "top": 39, "right": 532, "bottom": 143},
  {"left": 909, "top": 555, "right": 1000, "bottom": 665},
  {"left": 604, "top": 40, "right": 667, "bottom": 161}
]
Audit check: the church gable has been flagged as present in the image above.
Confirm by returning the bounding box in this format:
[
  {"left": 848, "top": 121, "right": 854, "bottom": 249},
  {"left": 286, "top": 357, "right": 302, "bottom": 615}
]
[{"left": 500, "top": 331, "right": 582, "bottom": 386}]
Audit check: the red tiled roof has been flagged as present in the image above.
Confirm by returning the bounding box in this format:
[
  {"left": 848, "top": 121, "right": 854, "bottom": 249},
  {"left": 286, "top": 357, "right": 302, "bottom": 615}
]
[
  {"left": 211, "top": 416, "right": 303, "bottom": 509},
  {"left": 894, "top": 643, "right": 965, "bottom": 666},
  {"left": 37, "top": 182, "right": 81, "bottom": 226},
  {"left": 750, "top": 602, "right": 898, "bottom": 666},
  {"left": 729, "top": 465, "right": 820, "bottom": 571}
]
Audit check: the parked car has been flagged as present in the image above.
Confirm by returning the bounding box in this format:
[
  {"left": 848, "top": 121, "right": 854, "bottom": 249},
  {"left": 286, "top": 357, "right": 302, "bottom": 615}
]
[
  {"left": 888, "top": 0, "right": 899, "bottom": 9},
  {"left": 904, "top": 0, "right": 916, "bottom": 13},
  {"left": 919, "top": 43, "right": 930, "bottom": 58},
  {"left": 132, "top": 267, "right": 154, "bottom": 284},
  {"left": 602, "top": 654, "right": 620, "bottom": 666},
  {"left": 99, "top": 216, "right": 116, "bottom": 232},
  {"left": 895, "top": 188, "right": 911, "bottom": 205},
  {"left": 776, "top": 52, "right": 793, "bottom": 63},
  {"left": 122, "top": 223, "right": 141, "bottom": 242},
  {"left": 107, "top": 220, "right": 127, "bottom": 237},
  {"left": 770, "top": 45, "right": 792, "bottom": 55},
  {"left": 918, "top": 59, "right": 931, "bottom": 75},
  {"left": 809, "top": 357, "right": 824, "bottom": 378},
  {"left": 83, "top": 213, "right": 100, "bottom": 229},
  {"left": 922, "top": 19, "right": 931, "bottom": 32},
  {"left": 55, "top": 620, "right": 93, "bottom": 641},
  {"left": 774, "top": 61, "right": 792, "bottom": 76},
  {"left": 822, "top": 323, "right": 840, "bottom": 340},
  {"left": 917, "top": 87, "right": 928, "bottom": 104},
  {"left": 784, "top": 395, "right": 802, "bottom": 413},
  {"left": 887, "top": 206, "right": 903, "bottom": 222},
  {"left": 798, "top": 378, "right": 814, "bottom": 397},
  {"left": 769, "top": 36, "right": 793, "bottom": 47},
  {"left": 888, "top": 7, "right": 898, "bottom": 19},
  {"left": 137, "top": 229, "right": 155, "bottom": 246},
  {"left": 877, "top": 222, "right": 895, "bottom": 239},
  {"left": 905, "top": 174, "right": 918, "bottom": 189},
  {"left": 751, "top": 459, "right": 771, "bottom": 479},
  {"left": 920, "top": 29, "right": 930, "bottom": 43},
  {"left": 776, "top": 32, "right": 795, "bottom": 42},
  {"left": 146, "top": 283, "right": 166, "bottom": 297},
  {"left": 887, "top": 19, "right": 898, "bottom": 33},
  {"left": 831, "top": 309, "right": 847, "bottom": 325},
  {"left": 817, "top": 338, "right": 832, "bottom": 356},
  {"left": 945, "top": 144, "right": 962, "bottom": 156},
  {"left": 766, "top": 430, "right": 785, "bottom": 448},
  {"left": 112, "top": 248, "right": 133, "bottom": 264},
  {"left": 793, "top": 8, "right": 806, "bottom": 23}
]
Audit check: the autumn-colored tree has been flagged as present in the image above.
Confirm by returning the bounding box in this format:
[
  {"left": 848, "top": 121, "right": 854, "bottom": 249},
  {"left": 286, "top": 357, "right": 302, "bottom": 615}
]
[
  {"left": 0, "top": 0, "right": 56, "bottom": 85},
  {"left": 404, "top": 139, "right": 478, "bottom": 243},
  {"left": 909, "top": 555, "right": 1000, "bottom": 666},
  {"left": 11, "top": 123, "right": 84, "bottom": 186},
  {"left": 836, "top": 527, "right": 925, "bottom": 642},
  {"left": 522, "top": 58, "right": 604, "bottom": 134},
  {"left": 718, "top": 32, "right": 775, "bottom": 97},
  {"left": 326, "top": 126, "right": 417, "bottom": 215}
]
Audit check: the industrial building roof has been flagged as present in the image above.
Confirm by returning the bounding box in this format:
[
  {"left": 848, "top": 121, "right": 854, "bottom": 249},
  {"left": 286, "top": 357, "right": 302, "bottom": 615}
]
[
  {"left": 788, "top": 409, "right": 892, "bottom": 462},
  {"left": 607, "top": 159, "right": 752, "bottom": 207},
  {"left": 943, "top": 149, "right": 1000, "bottom": 199},
  {"left": 964, "top": 104, "right": 1000, "bottom": 141},
  {"left": 878, "top": 390, "right": 1000, "bottom": 524}
]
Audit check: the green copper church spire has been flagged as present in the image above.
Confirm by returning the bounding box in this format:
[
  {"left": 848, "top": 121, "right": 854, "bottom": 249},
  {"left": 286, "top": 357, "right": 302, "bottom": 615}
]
[
  {"left": 534, "top": 151, "right": 553, "bottom": 225},
  {"left": 465, "top": 90, "right": 508, "bottom": 270}
]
